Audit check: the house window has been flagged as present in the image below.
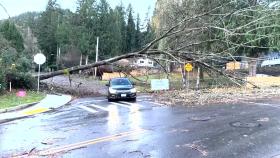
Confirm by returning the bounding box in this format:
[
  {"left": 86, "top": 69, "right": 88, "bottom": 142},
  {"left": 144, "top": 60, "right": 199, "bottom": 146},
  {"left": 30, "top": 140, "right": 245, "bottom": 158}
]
[
  {"left": 140, "top": 60, "right": 144, "bottom": 64},
  {"left": 148, "top": 62, "right": 152, "bottom": 64}
]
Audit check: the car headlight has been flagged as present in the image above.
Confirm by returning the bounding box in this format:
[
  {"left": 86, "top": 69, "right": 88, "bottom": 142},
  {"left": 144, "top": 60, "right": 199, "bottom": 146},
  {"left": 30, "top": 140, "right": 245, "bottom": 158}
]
[
  {"left": 130, "top": 88, "right": 136, "bottom": 93},
  {"left": 109, "top": 87, "right": 117, "bottom": 94}
]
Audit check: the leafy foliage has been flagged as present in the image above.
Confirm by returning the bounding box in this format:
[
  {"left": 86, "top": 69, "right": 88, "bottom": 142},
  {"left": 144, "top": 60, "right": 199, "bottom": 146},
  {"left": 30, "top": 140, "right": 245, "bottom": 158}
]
[
  {"left": 0, "top": 20, "right": 33, "bottom": 92},
  {"left": 5, "top": 72, "right": 36, "bottom": 89},
  {"left": 0, "top": 21, "right": 24, "bottom": 52}
]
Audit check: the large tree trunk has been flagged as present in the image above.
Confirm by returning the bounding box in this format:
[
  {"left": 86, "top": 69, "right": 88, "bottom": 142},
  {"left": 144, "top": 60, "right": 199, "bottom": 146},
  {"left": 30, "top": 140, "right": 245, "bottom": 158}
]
[
  {"left": 248, "top": 59, "right": 257, "bottom": 77},
  {"left": 36, "top": 51, "right": 159, "bottom": 80}
]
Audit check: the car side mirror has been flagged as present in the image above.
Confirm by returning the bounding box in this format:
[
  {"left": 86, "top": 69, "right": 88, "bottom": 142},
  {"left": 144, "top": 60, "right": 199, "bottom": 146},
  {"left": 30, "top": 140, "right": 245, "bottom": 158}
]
[{"left": 132, "top": 82, "right": 136, "bottom": 86}]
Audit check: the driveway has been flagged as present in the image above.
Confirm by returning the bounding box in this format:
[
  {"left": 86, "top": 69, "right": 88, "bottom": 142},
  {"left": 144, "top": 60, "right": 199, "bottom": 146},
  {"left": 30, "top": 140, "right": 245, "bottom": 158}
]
[{"left": 1, "top": 96, "right": 280, "bottom": 158}]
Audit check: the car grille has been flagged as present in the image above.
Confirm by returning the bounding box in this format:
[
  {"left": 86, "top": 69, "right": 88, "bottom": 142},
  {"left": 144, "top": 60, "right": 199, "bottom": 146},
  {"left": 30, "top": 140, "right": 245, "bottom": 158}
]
[
  {"left": 117, "top": 90, "right": 131, "bottom": 93},
  {"left": 115, "top": 88, "right": 131, "bottom": 90}
]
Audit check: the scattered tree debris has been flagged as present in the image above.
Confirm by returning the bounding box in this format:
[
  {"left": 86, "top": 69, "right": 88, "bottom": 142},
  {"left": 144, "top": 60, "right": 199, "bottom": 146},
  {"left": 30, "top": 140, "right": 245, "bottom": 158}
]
[{"left": 154, "top": 87, "right": 280, "bottom": 106}]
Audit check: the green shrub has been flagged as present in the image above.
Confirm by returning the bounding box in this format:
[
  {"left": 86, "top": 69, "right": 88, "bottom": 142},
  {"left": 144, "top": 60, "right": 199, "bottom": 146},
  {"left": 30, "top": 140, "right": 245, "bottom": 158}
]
[
  {"left": 6, "top": 72, "right": 36, "bottom": 90},
  {"left": 16, "top": 55, "right": 32, "bottom": 72}
]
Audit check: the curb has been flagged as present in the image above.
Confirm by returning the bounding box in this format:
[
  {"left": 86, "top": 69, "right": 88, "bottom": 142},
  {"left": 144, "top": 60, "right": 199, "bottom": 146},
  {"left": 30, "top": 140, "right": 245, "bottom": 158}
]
[
  {"left": 0, "top": 116, "right": 30, "bottom": 124},
  {"left": 0, "top": 102, "right": 38, "bottom": 114}
]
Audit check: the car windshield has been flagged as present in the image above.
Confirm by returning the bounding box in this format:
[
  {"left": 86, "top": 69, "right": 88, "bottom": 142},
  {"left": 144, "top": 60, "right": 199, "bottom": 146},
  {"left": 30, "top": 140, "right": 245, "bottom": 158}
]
[{"left": 111, "top": 79, "right": 131, "bottom": 86}]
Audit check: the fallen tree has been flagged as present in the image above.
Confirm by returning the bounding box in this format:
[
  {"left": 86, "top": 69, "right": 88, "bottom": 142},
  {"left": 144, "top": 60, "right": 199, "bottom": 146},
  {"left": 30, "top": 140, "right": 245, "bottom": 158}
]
[
  {"left": 36, "top": 1, "right": 275, "bottom": 89},
  {"left": 36, "top": 12, "right": 185, "bottom": 80}
]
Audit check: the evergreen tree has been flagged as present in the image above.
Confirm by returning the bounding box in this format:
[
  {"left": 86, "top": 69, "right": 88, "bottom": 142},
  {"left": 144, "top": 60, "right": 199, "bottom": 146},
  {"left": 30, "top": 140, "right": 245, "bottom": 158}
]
[
  {"left": 135, "top": 14, "right": 142, "bottom": 50},
  {"left": 75, "top": 0, "right": 97, "bottom": 61},
  {"left": 114, "top": 5, "right": 127, "bottom": 54},
  {"left": 143, "top": 20, "right": 154, "bottom": 45},
  {"left": 0, "top": 21, "right": 24, "bottom": 52},
  {"left": 107, "top": 8, "right": 122, "bottom": 57},
  {"left": 126, "top": 4, "right": 136, "bottom": 53},
  {"left": 0, "top": 34, "right": 10, "bottom": 51},
  {"left": 96, "top": 0, "right": 111, "bottom": 58},
  {"left": 56, "top": 9, "right": 73, "bottom": 47},
  {"left": 37, "top": 0, "right": 60, "bottom": 70}
]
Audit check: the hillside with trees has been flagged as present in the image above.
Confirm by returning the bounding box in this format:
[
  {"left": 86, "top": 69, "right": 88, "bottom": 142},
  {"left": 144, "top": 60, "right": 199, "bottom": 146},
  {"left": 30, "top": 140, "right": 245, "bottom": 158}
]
[
  {"left": 0, "top": 0, "right": 154, "bottom": 92},
  {"left": 9, "top": 0, "right": 154, "bottom": 71}
]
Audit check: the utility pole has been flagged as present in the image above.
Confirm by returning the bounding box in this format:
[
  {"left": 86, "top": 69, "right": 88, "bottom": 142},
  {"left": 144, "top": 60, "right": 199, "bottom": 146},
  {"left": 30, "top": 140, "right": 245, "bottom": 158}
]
[
  {"left": 95, "top": 37, "right": 99, "bottom": 77},
  {"left": 56, "top": 15, "right": 61, "bottom": 68}
]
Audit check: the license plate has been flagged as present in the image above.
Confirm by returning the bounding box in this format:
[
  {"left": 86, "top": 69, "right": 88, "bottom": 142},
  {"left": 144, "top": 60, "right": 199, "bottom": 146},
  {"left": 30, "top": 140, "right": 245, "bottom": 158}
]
[{"left": 121, "top": 94, "right": 127, "bottom": 97}]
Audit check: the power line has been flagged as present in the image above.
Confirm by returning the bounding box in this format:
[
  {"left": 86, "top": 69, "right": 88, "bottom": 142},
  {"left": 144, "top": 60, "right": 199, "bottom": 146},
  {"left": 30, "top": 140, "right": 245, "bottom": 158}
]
[{"left": 0, "top": 2, "right": 10, "bottom": 19}]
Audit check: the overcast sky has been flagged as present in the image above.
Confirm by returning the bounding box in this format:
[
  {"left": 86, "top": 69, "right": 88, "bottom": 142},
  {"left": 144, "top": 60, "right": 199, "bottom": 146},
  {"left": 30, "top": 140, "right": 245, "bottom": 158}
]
[{"left": 0, "top": 0, "right": 156, "bottom": 20}]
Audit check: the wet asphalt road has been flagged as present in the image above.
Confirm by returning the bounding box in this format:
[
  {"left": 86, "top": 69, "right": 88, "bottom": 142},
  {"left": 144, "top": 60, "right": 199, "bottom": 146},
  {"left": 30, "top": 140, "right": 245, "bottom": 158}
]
[{"left": 2, "top": 96, "right": 280, "bottom": 158}]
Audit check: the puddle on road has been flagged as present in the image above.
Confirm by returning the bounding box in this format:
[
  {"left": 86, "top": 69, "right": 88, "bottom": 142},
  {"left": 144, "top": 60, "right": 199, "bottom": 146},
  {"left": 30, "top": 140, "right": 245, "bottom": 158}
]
[
  {"left": 230, "top": 121, "right": 261, "bottom": 128},
  {"left": 189, "top": 116, "right": 212, "bottom": 121}
]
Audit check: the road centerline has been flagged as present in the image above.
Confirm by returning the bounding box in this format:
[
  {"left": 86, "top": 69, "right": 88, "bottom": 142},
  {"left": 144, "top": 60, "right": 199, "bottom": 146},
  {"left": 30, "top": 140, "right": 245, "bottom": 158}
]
[{"left": 37, "top": 129, "right": 147, "bottom": 156}]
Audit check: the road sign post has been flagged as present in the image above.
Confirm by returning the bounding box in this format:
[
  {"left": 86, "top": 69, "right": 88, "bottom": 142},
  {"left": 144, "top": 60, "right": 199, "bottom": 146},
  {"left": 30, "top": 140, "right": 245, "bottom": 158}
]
[
  {"left": 34, "top": 53, "right": 46, "bottom": 93},
  {"left": 185, "top": 63, "right": 193, "bottom": 92}
]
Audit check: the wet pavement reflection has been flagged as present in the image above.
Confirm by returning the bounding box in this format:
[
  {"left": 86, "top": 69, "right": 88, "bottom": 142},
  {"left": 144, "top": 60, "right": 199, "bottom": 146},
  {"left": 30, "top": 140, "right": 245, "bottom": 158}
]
[{"left": 2, "top": 97, "right": 280, "bottom": 158}]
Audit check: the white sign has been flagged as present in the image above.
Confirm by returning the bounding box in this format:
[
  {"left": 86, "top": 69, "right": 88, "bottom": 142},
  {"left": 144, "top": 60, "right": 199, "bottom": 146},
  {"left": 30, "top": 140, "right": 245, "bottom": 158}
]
[
  {"left": 34, "top": 53, "right": 46, "bottom": 65},
  {"left": 34, "top": 53, "right": 46, "bottom": 93},
  {"left": 151, "top": 79, "right": 170, "bottom": 91}
]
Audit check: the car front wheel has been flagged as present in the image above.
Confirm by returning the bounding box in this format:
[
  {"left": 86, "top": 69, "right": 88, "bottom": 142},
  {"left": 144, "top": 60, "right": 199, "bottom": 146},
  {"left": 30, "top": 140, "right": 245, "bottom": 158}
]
[
  {"left": 108, "top": 98, "right": 114, "bottom": 102},
  {"left": 130, "top": 97, "right": 136, "bottom": 102}
]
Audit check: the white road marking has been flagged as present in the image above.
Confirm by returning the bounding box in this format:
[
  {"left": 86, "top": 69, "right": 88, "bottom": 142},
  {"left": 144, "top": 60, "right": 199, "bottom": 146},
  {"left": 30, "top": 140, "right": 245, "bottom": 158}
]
[
  {"left": 87, "top": 104, "right": 109, "bottom": 111},
  {"left": 78, "top": 106, "right": 98, "bottom": 113},
  {"left": 110, "top": 102, "right": 132, "bottom": 109},
  {"left": 76, "top": 101, "right": 93, "bottom": 105},
  {"left": 119, "top": 101, "right": 144, "bottom": 108},
  {"left": 93, "top": 99, "right": 107, "bottom": 102},
  {"left": 148, "top": 101, "right": 164, "bottom": 106},
  {"left": 76, "top": 99, "right": 106, "bottom": 105}
]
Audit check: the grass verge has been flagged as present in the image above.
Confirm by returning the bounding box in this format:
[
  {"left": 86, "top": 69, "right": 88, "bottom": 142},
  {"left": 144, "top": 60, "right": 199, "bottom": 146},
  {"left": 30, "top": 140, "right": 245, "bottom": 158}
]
[{"left": 0, "top": 91, "right": 46, "bottom": 109}]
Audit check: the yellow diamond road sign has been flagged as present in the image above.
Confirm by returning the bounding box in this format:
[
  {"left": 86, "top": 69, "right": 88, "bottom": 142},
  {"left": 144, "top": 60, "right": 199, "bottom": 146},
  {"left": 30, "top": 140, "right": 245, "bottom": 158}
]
[{"left": 185, "top": 63, "right": 193, "bottom": 72}]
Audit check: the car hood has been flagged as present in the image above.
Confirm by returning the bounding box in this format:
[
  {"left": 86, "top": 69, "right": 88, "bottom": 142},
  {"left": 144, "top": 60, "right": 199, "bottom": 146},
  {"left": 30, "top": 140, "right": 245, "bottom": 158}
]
[{"left": 111, "top": 85, "right": 133, "bottom": 90}]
